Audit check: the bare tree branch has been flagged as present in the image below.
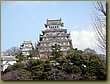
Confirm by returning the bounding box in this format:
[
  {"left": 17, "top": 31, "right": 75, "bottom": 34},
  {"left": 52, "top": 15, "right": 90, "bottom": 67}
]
[
  {"left": 4, "top": 46, "right": 20, "bottom": 56},
  {"left": 92, "top": 0, "right": 106, "bottom": 54}
]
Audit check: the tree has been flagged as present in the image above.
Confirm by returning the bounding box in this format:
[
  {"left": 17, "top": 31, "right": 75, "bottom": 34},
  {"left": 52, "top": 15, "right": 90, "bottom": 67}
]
[
  {"left": 4, "top": 46, "right": 20, "bottom": 56},
  {"left": 2, "top": 62, "right": 26, "bottom": 74},
  {"left": 1, "top": 47, "right": 106, "bottom": 80},
  {"left": 29, "top": 49, "right": 40, "bottom": 59},
  {"left": 81, "top": 53, "right": 106, "bottom": 80},
  {"left": 16, "top": 52, "right": 26, "bottom": 62},
  {"left": 25, "top": 59, "right": 52, "bottom": 80},
  {"left": 66, "top": 48, "right": 106, "bottom": 80},
  {"left": 1, "top": 70, "right": 32, "bottom": 80},
  {"left": 1, "top": 62, "right": 31, "bottom": 80},
  {"left": 50, "top": 44, "right": 62, "bottom": 60},
  {"left": 92, "top": 0, "right": 106, "bottom": 54},
  {"left": 83, "top": 48, "right": 96, "bottom": 54}
]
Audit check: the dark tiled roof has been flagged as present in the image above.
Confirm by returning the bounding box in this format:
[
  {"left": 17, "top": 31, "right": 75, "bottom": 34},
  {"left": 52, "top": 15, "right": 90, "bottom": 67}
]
[{"left": 1, "top": 56, "right": 17, "bottom": 61}]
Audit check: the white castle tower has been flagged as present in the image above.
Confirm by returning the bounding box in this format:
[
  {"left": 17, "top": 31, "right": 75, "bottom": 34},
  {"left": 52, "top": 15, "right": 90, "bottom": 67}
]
[{"left": 36, "top": 18, "right": 73, "bottom": 59}]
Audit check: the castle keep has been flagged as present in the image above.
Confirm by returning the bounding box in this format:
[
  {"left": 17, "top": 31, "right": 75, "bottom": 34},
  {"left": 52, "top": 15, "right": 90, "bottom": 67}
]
[{"left": 36, "top": 19, "right": 73, "bottom": 59}]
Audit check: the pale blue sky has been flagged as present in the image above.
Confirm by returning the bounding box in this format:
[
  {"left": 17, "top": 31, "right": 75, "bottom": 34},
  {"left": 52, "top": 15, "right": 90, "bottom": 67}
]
[{"left": 2, "top": 1, "right": 103, "bottom": 53}]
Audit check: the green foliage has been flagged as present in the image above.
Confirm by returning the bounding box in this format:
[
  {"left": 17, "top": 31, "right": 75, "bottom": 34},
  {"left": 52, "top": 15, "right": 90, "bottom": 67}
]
[
  {"left": 16, "top": 52, "right": 26, "bottom": 62},
  {"left": 2, "top": 62, "right": 32, "bottom": 80},
  {"left": 51, "top": 44, "right": 62, "bottom": 59},
  {"left": 56, "top": 57, "right": 67, "bottom": 64},
  {"left": 72, "top": 65, "right": 81, "bottom": 74},
  {"left": 25, "top": 59, "right": 52, "bottom": 80},
  {"left": 1, "top": 47, "right": 106, "bottom": 80},
  {"left": 3, "top": 62, "right": 25, "bottom": 74}
]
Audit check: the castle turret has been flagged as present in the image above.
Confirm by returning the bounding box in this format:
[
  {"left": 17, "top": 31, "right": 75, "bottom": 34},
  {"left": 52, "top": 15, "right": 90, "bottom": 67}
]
[{"left": 20, "top": 40, "right": 34, "bottom": 56}]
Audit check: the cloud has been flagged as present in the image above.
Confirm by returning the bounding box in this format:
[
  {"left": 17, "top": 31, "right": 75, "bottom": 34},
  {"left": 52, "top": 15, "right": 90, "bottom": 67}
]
[{"left": 70, "top": 29, "right": 101, "bottom": 53}]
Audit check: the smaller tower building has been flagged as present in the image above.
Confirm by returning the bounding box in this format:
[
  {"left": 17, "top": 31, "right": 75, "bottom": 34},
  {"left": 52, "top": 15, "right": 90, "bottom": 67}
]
[{"left": 20, "top": 40, "right": 34, "bottom": 56}]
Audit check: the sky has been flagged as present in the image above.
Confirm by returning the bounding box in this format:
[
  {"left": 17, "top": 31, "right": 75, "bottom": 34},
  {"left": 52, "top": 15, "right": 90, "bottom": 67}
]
[{"left": 1, "top": 1, "right": 104, "bottom": 54}]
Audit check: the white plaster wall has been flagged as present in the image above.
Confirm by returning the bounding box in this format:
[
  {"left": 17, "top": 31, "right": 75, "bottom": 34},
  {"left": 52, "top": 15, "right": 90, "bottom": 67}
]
[{"left": 2, "top": 61, "right": 16, "bottom": 71}]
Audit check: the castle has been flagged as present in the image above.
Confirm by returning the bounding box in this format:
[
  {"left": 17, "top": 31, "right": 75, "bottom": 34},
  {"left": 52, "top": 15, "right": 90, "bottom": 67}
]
[
  {"left": 20, "top": 18, "right": 73, "bottom": 59},
  {"left": 1, "top": 18, "right": 73, "bottom": 71}
]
